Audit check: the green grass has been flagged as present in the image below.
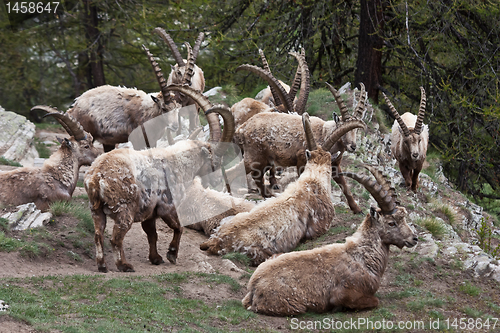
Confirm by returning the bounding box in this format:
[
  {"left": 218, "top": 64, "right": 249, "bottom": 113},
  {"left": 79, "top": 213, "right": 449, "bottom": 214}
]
[
  {"left": 49, "top": 201, "right": 94, "bottom": 234},
  {"left": 34, "top": 138, "right": 51, "bottom": 159},
  {"left": 459, "top": 281, "right": 482, "bottom": 296},
  {"left": 222, "top": 252, "right": 251, "bottom": 267},
  {"left": 0, "top": 272, "right": 255, "bottom": 332},
  {"left": 0, "top": 156, "right": 22, "bottom": 167},
  {"left": 305, "top": 87, "right": 336, "bottom": 118},
  {"left": 415, "top": 216, "right": 447, "bottom": 239}
]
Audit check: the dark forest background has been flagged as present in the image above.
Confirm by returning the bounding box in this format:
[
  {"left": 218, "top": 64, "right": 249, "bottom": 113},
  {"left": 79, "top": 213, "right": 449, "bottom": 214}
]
[{"left": 0, "top": 0, "right": 499, "bottom": 203}]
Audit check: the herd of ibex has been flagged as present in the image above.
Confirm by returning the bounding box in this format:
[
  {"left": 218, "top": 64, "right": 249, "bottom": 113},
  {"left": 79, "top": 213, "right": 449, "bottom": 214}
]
[{"left": 1, "top": 27, "right": 431, "bottom": 315}]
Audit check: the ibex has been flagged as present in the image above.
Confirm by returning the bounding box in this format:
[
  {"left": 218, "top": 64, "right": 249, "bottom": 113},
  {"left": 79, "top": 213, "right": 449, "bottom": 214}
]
[
  {"left": 32, "top": 46, "right": 181, "bottom": 152},
  {"left": 242, "top": 165, "right": 418, "bottom": 315},
  {"left": 200, "top": 113, "right": 365, "bottom": 265},
  {"left": 84, "top": 85, "right": 234, "bottom": 273},
  {"left": 384, "top": 87, "right": 429, "bottom": 192},
  {"left": 0, "top": 111, "right": 98, "bottom": 211}
]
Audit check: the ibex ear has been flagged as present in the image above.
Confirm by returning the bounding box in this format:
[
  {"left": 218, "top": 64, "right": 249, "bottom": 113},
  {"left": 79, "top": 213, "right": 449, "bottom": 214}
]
[
  {"left": 370, "top": 207, "right": 379, "bottom": 222},
  {"left": 57, "top": 137, "right": 72, "bottom": 148},
  {"left": 305, "top": 150, "right": 312, "bottom": 160},
  {"left": 151, "top": 95, "right": 160, "bottom": 105},
  {"left": 332, "top": 112, "right": 340, "bottom": 123},
  {"left": 201, "top": 147, "right": 211, "bottom": 157}
]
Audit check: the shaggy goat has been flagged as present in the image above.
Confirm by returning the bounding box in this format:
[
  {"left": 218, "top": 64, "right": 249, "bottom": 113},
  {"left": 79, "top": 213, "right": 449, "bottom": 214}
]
[
  {"left": 32, "top": 47, "right": 181, "bottom": 152},
  {"left": 0, "top": 112, "right": 98, "bottom": 211},
  {"left": 84, "top": 89, "right": 235, "bottom": 273},
  {"left": 199, "top": 114, "right": 365, "bottom": 265},
  {"left": 242, "top": 165, "right": 418, "bottom": 315},
  {"left": 179, "top": 177, "right": 256, "bottom": 236},
  {"left": 384, "top": 87, "right": 429, "bottom": 192},
  {"left": 234, "top": 83, "right": 367, "bottom": 210}
]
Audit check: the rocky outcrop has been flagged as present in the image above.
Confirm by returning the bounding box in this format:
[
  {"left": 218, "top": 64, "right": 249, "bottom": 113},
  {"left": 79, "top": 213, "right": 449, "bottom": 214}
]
[
  {"left": 1, "top": 203, "right": 52, "bottom": 231},
  {"left": 0, "top": 106, "right": 39, "bottom": 166}
]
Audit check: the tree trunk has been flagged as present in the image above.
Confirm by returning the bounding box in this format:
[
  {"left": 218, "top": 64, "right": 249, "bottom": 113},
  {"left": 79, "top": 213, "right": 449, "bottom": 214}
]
[
  {"left": 82, "top": 0, "right": 106, "bottom": 87},
  {"left": 355, "top": 0, "right": 384, "bottom": 103}
]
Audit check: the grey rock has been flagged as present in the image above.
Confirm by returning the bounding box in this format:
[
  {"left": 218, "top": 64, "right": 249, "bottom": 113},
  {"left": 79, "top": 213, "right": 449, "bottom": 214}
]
[
  {"left": 0, "top": 107, "right": 39, "bottom": 166},
  {"left": 1, "top": 203, "right": 52, "bottom": 231}
]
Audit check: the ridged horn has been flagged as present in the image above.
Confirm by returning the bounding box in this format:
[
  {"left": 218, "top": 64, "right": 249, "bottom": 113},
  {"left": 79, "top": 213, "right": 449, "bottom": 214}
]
[
  {"left": 326, "top": 82, "right": 349, "bottom": 121},
  {"left": 204, "top": 105, "right": 236, "bottom": 157},
  {"left": 341, "top": 169, "right": 397, "bottom": 214},
  {"left": 354, "top": 83, "right": 366, "bottom": 118},
  {"left": 302, "top": 113, "right": 317, "bottom": 151},
  {"left": 258, "top": 49, "right": 282, "bottom": 107},
  {"left": 152, "top": 27, "right": 185, "bottom": 67},
  {"left": 322, "top": 119, "right": 366, "bottom": 152},
  {"left": 383, "top": 92, "right": 410, "bottom": 137},
  {"left": 32, "top": 106, "right": 87, "bottom": 141},
  {"left": 414, "top": 86, "right": 426, "bottom": 135},
  {"left": 288, "top": 48, "right": 304, "bottom": 101},
  {"left": 192, "top": 32, "right": 205, "bottom": 62},
  {"left": 289, "top": 49, "right": 310, "bottom": 115},
  {"left": 236, "top": 64, "right": 293, "bottom": 113},
  {"left": 182, "top": 42, "right": 195, "bottom": 85},
  {"left": 363, "top": 164, "right": 397, "bottom": 204},
  {"left": 142, "top": 45, "right": 172, "bottom": 107},
  {"left": 165, "top": 84, "right": 221, "bottom": 142}
]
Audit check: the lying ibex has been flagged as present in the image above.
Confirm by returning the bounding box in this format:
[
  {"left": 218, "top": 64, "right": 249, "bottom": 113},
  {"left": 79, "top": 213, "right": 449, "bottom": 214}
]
[
  {"left": 242, "top": 165, "right": 418, "bottom": 315},
  {"left": 32, "top": 47, "right": 181, "bottom": 152},
  {"left": 384, "top": 87, "right": 429, "bottom": 192},
  {"left": 84, "top": 86, "right": 234, "bottom": 273},
  {"left": 234, "top": 83, "right": 367, "bottom": 209},
  {"left": 0, "top": 112, "right": 98, "bottom": 211},
  {"left": 200, "top": 114, "right": 365, "bottom": 266},
  {"left": 179, "top": 177, "right": 256, "bottom": 236}
]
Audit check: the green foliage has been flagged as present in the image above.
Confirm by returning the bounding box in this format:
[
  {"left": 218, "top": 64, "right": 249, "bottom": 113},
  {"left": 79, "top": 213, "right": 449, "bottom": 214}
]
[
  {"left": 415, "top": 217, "right": 447, "bottom": 239},
  {"left": 34, "top": 138, "right": 51, "bottom": 159},
  {"left": 0, "top": 157, "right": 22, "bottom": 167},
  {"left": 49, "top": 201, "right": 94, "bottom": 234},
  {"left": 459, "top": 281, "right": 482, "bottom": 297},
  {"left": 222, "top": 252, "right": 251, "bottom": 267},
  {"left": 477, "top": 217, "right": 500, "bottom": 259}
]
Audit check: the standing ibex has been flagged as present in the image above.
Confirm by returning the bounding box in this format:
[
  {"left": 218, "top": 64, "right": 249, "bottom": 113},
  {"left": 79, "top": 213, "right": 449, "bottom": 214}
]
[
  {"left": 84, "top": 86, "right": 233, "bottom": 273},
  {"left": 234, "top": 83, "right": 367, "bottom": 210},
  {"left": 0, "top": 111, "right": 98, "bottom": 211},
  {"left": 384, "top": 87, "right": 429, "bottom": 192},
  {"left": 200, "top": 113, "right": 365, "bottom": 265},
  {"left": 242, "top": 165, "right": 418, "bottom": 315},
  {"left": 31, "top": 46, "right": 181, "bottom": 152}
]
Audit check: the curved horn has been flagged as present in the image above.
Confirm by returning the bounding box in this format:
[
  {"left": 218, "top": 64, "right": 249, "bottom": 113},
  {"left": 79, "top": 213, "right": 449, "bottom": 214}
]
[
  {"left": 142, "top": 45, "right": 172, "bottom": 106},
  {"left": 33, "top": 106, "right": 87, "bottom": 141},
  {"left": 354, "top": 83, "right": 366, "bottom": 119},
  {"left": 288, "top": 48, "right": 304, "bottom": 101},
  {"left": 302, "top": 113, "right": 317, "bottom": 151},
  {"left": 236, "top": 64, "right": 293, "bottom": 113},
  {"left": 165, "top": 84, "right": 221, "bottom": 142},
  {"left": 383, "top": 92, "right": 410, "bottom": 137},
  {"left": 204, "top": 105, "right": 236, "bottom": 158},
  {"left": 152, "top": 27, "right": 185, "bottom": 67},
  {"left": 322, "top": 119, "right": 366, "bottom": 152},
  {"left": 187, "top": 126, "right": 203, "bottom": 140},
  {"left": 192, "top": 32, "right": 205, "bottom": 62},
  {"left": 326, "top": 82, "right": 349, "bottom": 121},
  {"left": 182, "top": 42, "right": 195, "bottom": 85},
  {"left": 363, "top": 164, "right": 397, "bottom": 204},
  {"left": 289, "top": 49, "right": 310, "bottom": 115},
  {"left": 258, "top": 49, "right": 282, "bottom": 107},
  {"left": 414, "top": 86, "right": 426, "bottom": 135},
  {"left": 341, "top": 170, "right": 396, "bottom": 214}
]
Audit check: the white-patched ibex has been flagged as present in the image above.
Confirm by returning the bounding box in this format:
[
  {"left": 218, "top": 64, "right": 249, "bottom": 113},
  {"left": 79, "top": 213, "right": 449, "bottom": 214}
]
[{"left": 384, "top": 87, "right": 429, "bottom": 192}]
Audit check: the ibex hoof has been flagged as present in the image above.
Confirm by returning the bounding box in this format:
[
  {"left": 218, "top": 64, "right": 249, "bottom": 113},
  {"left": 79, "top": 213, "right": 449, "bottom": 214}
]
[
  {"left": 167, "top": 252, "right": 177, "bottom": 264},
  {"left": 98, "top": 266, "right": 108, "bottom": 273}
]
